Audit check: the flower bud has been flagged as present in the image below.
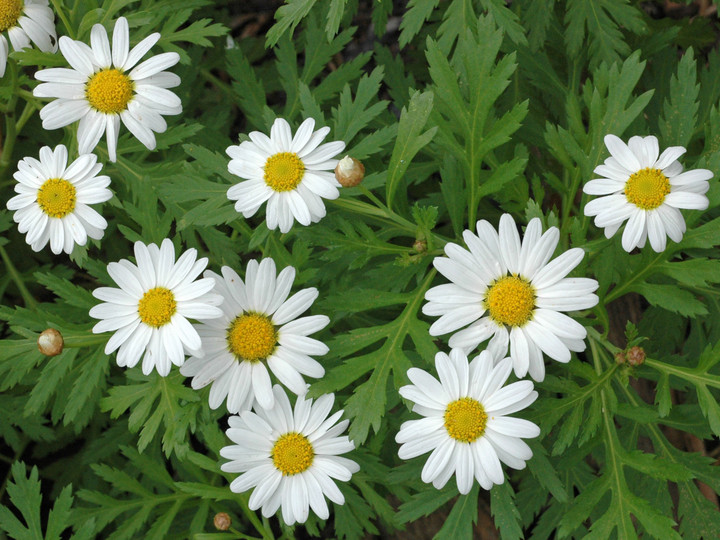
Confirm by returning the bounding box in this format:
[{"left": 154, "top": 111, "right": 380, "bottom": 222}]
[
  {"left": 213, "top": 512, "right": 231, "bottom": 531},
  {"left": 37, "top": 328, "right": 63, "bottom": 357},
  {"left": 627, "top": 346, "right": 645, "bottom": 366},
  {"left": 334, "top": 156, "right": 365, "bottom": 187},
  {"left": 413, "top": 239, "right": 427, "bottom": 253},
  {"left": 615, "top": 352, "right": 626, "bottom": 365}
]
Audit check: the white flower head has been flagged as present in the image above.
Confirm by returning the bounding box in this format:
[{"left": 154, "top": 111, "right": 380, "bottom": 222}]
[
  {"left": 0, "top": 0, "right": 57, "bottom": 77},
  {"left": 423, "top": 213, "right": 599, "bottom": 382},
  {"left": 89, "top": 239, "right": 224, "bottom": 376},
  {"left": 180, "top": 258, "right": 329, "bottom": 413},
  {"left": 220, "top": 385, "right": 359, "bottom": 526},
  {"left": 226, "top": 117, "right": 346, "bottom": 233},
  {"left": 33, "top": 16, "right": 182, "bottom": 162},
  {"left": 6, "top": 145, "right": 112, "bottom": 254},
  {"left": 584, "top": 134, "right": 712, "bottom": 252},
  {"left": 396, "top": 349, "right": 540, "bottom": 494}
]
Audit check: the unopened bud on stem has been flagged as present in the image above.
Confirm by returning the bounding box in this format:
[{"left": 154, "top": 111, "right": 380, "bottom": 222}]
[
  {"left": 213, "top": 512, "right": 231, "bottom": 531},
  {"left": 335, "top": 156, "right": 365, "bottom": 187},
  {"left": 38, "top": 328, "right": 63, "bottom": 357},
  {"left": 627, "top": 346, "right": 645, "bottom": 366}
]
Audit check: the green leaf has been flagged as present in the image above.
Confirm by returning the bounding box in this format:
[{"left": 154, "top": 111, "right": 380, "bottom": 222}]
[
  {"left": 660, "top": 48, "right": 700, "bottom": 147},
  {"left": 633, "top": 283, "right": 707, "bottom": 318},
  {"left": 395, "top": 486, "right": 456, "bottom": 525},
  {"left": 100, "top": 370, "right": 201, "bottom": 457},
  {"left": 266, "top": 0, "right": 317, "bottom": 48},
  {"left": 564, "top": 0, "right": 647, "bottom": 69},
  {"left": 325, "top": 0, "right": 348, "bottom": 40},
  {"left": 490, "top": 481, "right": 522, "bottom": 540},
  {"left": 399, "top": 0, "right": 441, "bottom": 48},
  {"left": 386, "top": 91, "right": 437, "bottom": 212},
  {"left": 434, "top": 485, "right": 479, "bottom": 540},
  {"left": 0, "top": 462, "right": 43, "bottom": 540},
  {"left": 656, "top": 258, "right": 720, "bottom": 288}
]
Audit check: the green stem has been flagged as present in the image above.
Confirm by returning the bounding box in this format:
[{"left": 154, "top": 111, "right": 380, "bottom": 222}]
[
  {"left": 604, "top": 251, "right": 665, "bottom": 304},
  {"left": 0, "top": 60, "right": 19, "bottom": 180},
  {"left": 0, "top": 245, "right": 37, "bottom": 309},
  {"left": 15, "top": 100, "right": 39, "bottom": 133},
  {"left": 49, "top": 0, "right": 75, "bottom": 39},
  {"left": 228, "top": 527, "right": 262, "bottom": 540},
  {"left": 645, "top": 357, "right": 720, "bottom": 390},
  {"left": 235, "top": 493, "right": 273, "bottom": 540}
]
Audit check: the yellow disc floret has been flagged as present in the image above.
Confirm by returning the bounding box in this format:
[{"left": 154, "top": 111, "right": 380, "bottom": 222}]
[
  {"left": 624, "top": 167, "right": 671, "bottom": 210},
  {"left": 86, "top": 68, "right": 134, "bottom": 114},
  {"left": 271, "top": 432, "right": 314, "bottom": 475},
  {"left": 37, "top": 178, "right": 76, "bottom": 218},
  {"left": 444, "top": 397, "right": 488, "bottom": 443},
  {"left": 138, "top": 287, "right": 176, "bottom": 327},
  {"left": 0, "top": 0, "right": 22, "bottom": 32},
  {"left": 264, "top": 152, "right": 305, "bottom": 192},
  {"left": 226, "top": 313, "right": 277, "bottom": 362},
  {"left": 484, "top": 275, "right": 535, "bottom": 327}
]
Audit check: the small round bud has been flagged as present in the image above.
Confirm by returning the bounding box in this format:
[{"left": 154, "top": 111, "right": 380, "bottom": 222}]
[
  {"left": 413, "top": 239, "right": 427, "bottom": 253},
  {"left": 334, "top": 156, "right": 365, "bottom": 187},
  {"left": 615, "top": 352, "right": 626, "bottom": 365},
  {"left": 37, "top": 328, "right": 63, "bottom": 357},
  {"left": 213, "top": 512, "right": 231, "bottom": 531},
  {"left": 627, "top": 346, "right": 645, "bottom": 367}
]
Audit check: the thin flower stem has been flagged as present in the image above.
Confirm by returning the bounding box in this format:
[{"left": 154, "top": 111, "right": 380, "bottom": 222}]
[
  {"left": 604, "top": 251, "right": 665, "bottom": 304},
  {"left": 15, "top": 100, "right": 39, "bottom": 133},
  {"left": 49, "top": 0, "right": 75, "bottom": 39},
  {"left": 228, "top": 527, "right": 263, "bottom": 540},
  {"left": 235, "top": 493, "right": 274, "bottom": 540},
  {"left": 0, "top": 60, "right": 19, "bottom": 180},
  {"left": 0, "top": 245, "right": 38, "bottom": 310},
  {"left": 589, "top": 336, "right": 604, "bottom": 376}
]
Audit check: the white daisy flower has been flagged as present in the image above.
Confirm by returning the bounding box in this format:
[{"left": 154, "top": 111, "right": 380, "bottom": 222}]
[
  {"left": 396, "top": 349, "right": 540, "bottom": 494},
  {"left": 226, "top": 117, "right": 346, "bottom": 233},
  {"left": 423, "top": 213, "right": 599, "bottom": 382},
  {"left": 6, "top": 145, "right": 112, "bottom": 255},
  {"left": 33, "top": 16, "right": 181, "bottom": 162},
  {"left": 0, "top": 0, "right": 56, "bottom": 77},
  {"left": 180, "top": 258, "right": 329, "bottom": 413},
  {"left": 89, "top": 239, "right": 223, "bottom": 376},
  {"left": 583, "top": 134, "right": 712, "bottom": 252},
  {"left": 220, "top": 385, "right": 359, "bottom": 526}
]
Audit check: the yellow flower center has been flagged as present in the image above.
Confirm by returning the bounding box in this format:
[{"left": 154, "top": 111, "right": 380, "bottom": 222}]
[
  {"left": 137, "top": 287, "right": 176, "bottom": 328},
  {"left": 85, "top": 68, "right": 134, "bottom": 114},
  {"left": 264, "top": 152, "right": 305, "bottom": 192},
  {"left": 484, "top": 275, "right": 535, "bottom": 327},
  {"left": 271, "top": 432, "right": 314, "bottom": 475},
  {"left": 444, "top": 397, "right": 488, "bottom": 443},
  {"left": 226, "top": 313, "right": 277, "bottom": 362},
  {"left": 36, "top": 178, "right": 76, "bottom": 218},
  {"left": 0, "top": 0, "right": 22, "bottom": 32},
  {"left": 624, "top": 167, "right": 671, "bottom": 210}
]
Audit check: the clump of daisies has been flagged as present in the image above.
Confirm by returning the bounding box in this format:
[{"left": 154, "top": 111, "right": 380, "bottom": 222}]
[
  {"left": 584, "top": 134, "right": 712, "bottom": 252},
  {"left": 180, "top": 258, "right": 329, "bottom": 413},
  {"left": 6, "top": 145, "right": 112, "bottom": 254},
  {"left": 396, "top": 349, "right": 540, "bottom": 493},
  {"left": 226, "top": 117, "right": 346, "bottom": 233},
  {"left": 423, "top": 214, "right": 599, "bottom": 382},
  {"left": 33, "top": 17, "right": 181, "bottom": 162},
  {"left": 220, "top": 385, "right": 358, "bottom": 525},
  {"left": 0, "top": 0, "right": 56, "bottom": 77},
  {"left": 89, "top": 239, "right": 223, "bottom": 375}
]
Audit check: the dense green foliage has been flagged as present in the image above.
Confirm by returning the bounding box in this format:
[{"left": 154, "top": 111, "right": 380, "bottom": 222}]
[{"left": 1, "top": 0, "right": 720, "bottom": 538}]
